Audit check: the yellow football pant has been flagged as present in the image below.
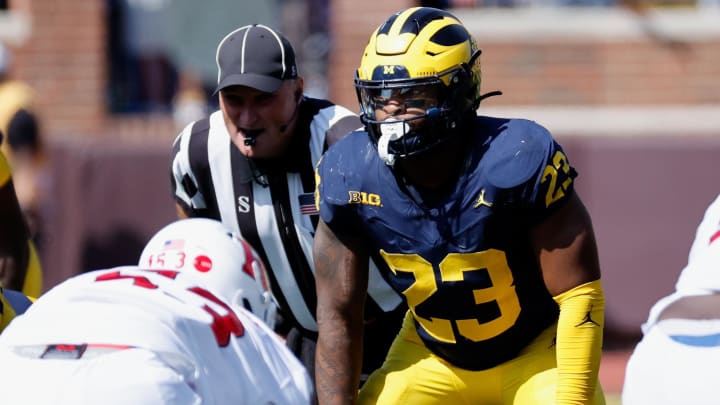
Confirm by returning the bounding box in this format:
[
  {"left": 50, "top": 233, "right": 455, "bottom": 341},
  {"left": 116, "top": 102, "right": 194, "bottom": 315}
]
[{"left": 359, "top": 312, "right": 605, "bottom": 405}]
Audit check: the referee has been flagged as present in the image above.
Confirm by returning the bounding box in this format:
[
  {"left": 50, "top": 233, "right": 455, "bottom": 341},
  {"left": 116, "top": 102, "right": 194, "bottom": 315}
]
[{"left": 170, "top": 24, "right": 406, "bottom": 389}]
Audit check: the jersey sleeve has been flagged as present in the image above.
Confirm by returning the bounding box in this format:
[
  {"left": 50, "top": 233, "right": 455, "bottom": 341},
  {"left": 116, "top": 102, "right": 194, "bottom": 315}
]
[
  {"left": 236, "top": 309, "right": 313, "bottom": 403},
  {"left": 306, "top": 100, "right": 361, "bottom": 168},
  {"left": 170, "top": 123, "right": 207, "bottom": 215},
  {"left": 321, "top": 104, "right": 362, "bottom": 148},
  {"left": 527, "top": 131, "right": 577, "bottom": 223},
  {"left": 315, "top": 133, "right": 366, "bottom": 237},
  {"left": 675, "top": 193, "right": 720, "bottom": 293},
  {"left": 643, "top": 196, "right": 720, "bottom": 329},
  {"left": 483, "top": 119, "right": 578, "bottom": 224},
  {"left": 685, "top": 193, "right": 720, "bottom": 263}
]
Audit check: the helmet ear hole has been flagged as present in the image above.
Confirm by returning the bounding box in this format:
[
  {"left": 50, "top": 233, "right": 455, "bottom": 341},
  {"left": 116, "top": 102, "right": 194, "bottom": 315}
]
[
  {"left": 230, "top": 289, "right": 246, "bottom": 311},
  {"left": 242, "top": 297, "right": 253, "bottom": 313}
]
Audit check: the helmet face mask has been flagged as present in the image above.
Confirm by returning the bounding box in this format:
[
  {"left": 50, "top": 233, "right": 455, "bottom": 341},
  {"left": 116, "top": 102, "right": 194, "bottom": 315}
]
[
  {"left": 357, "top": 77, "right": 444, "bottom": 120},
  {"left": 355, "top": 7, "right": 482, "bottom": 166}
]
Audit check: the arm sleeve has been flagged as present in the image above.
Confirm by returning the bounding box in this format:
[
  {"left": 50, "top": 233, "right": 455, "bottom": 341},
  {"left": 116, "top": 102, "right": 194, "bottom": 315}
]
[{"left": 553, "top": 279, "right": 605, "bottom": 404}]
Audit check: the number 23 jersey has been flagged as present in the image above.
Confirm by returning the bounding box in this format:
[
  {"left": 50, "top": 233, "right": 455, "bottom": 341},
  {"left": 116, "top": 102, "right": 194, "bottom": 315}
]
[{"left": 316, "top": 116, "right": 577, "bottom": 371}]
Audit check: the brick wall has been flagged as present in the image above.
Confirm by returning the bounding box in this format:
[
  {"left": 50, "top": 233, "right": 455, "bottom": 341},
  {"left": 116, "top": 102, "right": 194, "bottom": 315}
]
[
  {"left": 10, "top": 0, "right": 108, "bottom": 137},
  {"left": 5, "top": 2, "right": 720, "bottom": 138},
  {"left": 327, "top": 0, "right": 414, "bottom": 108},
  {"left": 327, "top": 5, "right": 720, "bottom": 109},
  {"left": 477, "top": 40, "right": 720, "bottom": 106}
]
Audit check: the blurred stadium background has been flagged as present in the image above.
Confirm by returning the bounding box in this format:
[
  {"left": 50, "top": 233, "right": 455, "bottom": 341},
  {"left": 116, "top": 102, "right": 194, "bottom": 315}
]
[{"left": 2, "top": 0, "right": 719, "bottom": 401}]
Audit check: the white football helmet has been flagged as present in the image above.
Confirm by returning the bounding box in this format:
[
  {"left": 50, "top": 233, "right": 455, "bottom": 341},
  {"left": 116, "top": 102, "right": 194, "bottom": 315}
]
[{"left": 138, "top": 218, "right": 277, "bottom": 328}]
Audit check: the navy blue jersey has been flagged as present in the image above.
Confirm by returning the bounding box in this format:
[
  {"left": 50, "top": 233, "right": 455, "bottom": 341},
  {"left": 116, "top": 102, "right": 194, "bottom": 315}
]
[{"left": 316, "top": 116, "right": 578, "bottom": 370}]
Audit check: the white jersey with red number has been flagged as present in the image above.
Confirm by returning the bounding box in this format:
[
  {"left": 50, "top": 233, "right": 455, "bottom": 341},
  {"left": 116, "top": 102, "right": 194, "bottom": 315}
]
[
  {"left": 0, "top": 266, "right": 312, "bottom": 405},
  {"left": 642, "top": 193, "right": 720, "bottom": 330},
  {"left": 676, "top": 193, "right": 720, "bottom": 291},
  {"left": 623, "top": 194, "right": 720, "bottom": 405}
]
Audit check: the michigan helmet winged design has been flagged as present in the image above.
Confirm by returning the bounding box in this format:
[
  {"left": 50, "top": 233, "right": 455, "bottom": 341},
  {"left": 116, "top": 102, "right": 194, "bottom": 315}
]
[{"left": 355, "top": 7, "right": 498, "bottom": 165}]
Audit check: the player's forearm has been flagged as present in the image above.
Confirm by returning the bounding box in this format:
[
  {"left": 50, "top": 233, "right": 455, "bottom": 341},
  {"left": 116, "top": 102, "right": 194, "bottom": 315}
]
[
  {"left": 316, "top": 311, "right": 363, "bottom": 405},
  {"left": 554, "top": 279, "right": 605, "bottom": 404},
  {"left": 313, "top": 221, "right": 368, "bottom": 405}
]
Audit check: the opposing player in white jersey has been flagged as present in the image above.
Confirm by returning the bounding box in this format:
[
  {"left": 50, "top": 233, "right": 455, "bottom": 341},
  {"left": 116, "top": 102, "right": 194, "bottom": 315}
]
[
  {"left": 0, "top": 218, "right": 313, "bottom": 404},
  {"left": 623, "top": 193, "right": 720, "bottom": 404}
]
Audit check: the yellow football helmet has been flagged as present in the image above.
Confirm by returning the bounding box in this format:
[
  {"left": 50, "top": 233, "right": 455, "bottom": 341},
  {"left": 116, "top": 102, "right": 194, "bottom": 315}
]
[{"left": 355, "top": 7, "right": 486, "bottom": 165}]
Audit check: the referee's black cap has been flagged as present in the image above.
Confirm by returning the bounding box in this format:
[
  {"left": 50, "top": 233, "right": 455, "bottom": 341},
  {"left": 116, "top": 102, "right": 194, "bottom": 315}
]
[{"left": 214, "top": 24, "right": 298, "bottom": 94}]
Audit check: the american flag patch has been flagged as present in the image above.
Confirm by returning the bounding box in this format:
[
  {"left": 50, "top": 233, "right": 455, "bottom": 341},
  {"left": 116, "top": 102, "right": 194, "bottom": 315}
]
[
  {"left": 163, "top": 239, "right": 185, "bottom": 250},
  {"left": 299, "top": 193, "right": 319, "bottom": 216}
]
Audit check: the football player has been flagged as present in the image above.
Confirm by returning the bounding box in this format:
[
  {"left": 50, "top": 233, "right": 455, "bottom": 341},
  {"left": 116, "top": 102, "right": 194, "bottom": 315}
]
[
  {"left": 0, "top": 218, "right": 312, "bottom": 404},
  {"left": 623, "top": 193, "right": 720, "bottom": 404},
  {"left": 313, "top": 7, "right": 606, "bottom": 404}
]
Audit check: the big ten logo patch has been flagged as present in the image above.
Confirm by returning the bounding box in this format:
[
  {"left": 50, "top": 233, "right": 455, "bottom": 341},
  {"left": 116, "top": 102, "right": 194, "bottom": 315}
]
[{"left": 348, "top": 191, "right": 382, "bottom": 207}]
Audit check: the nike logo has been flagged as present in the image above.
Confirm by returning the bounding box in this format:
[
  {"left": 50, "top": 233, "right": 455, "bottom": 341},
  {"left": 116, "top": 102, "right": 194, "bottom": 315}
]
[{"left": 474, "top": 189, "right": 493, "bottom": 209}]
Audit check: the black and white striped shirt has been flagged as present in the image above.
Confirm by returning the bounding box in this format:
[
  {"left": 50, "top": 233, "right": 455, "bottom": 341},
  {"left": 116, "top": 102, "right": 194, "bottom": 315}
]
[{"left": 170, "top": 97, "right": 404, "bottom": 336}]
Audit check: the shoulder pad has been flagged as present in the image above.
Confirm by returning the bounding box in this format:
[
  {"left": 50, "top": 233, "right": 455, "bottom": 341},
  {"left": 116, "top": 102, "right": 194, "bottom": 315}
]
[
  {"left": 482, "top": 119, "right": 552, "bottom": 189},
  {"left": 318, "top": 131, "right": 373, "bottom": 203}
]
